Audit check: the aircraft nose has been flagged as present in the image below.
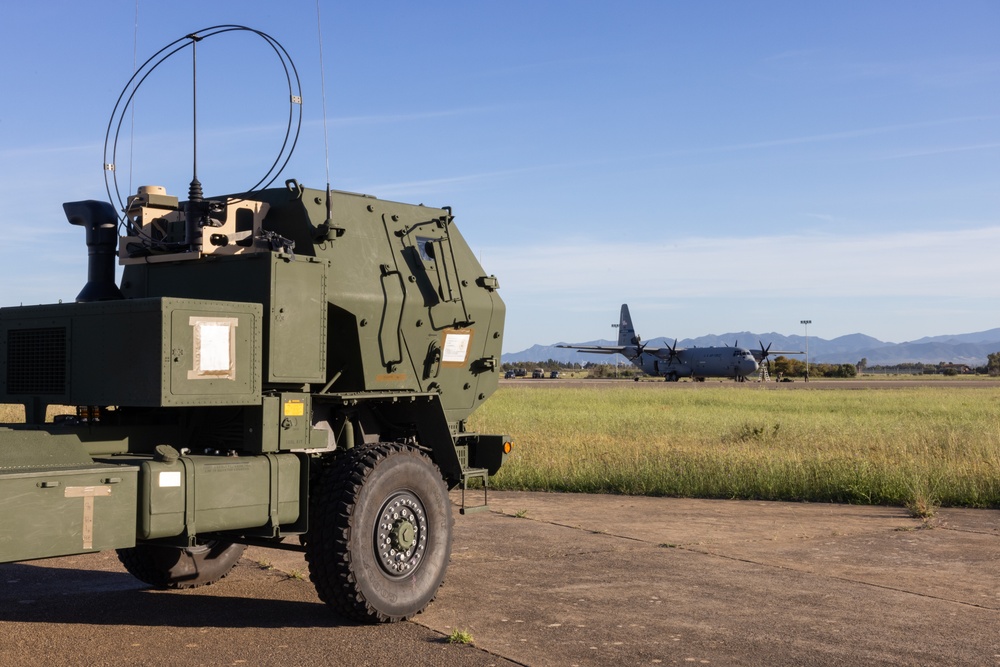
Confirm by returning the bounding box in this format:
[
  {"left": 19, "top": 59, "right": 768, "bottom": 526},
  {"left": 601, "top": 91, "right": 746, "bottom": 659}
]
[{"left": 743, "top": 359, "right": 758, "bottom": 374}]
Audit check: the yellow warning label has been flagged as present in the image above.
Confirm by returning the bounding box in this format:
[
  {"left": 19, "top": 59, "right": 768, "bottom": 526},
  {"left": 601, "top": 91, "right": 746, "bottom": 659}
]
[{"left": 284, "top": 400, "right": 304, "bottom": 417}]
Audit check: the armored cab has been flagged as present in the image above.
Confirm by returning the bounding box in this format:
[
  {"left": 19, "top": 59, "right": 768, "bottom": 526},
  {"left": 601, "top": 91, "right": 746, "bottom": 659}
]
[{"left": 0, "top": 179, "right": 510, "bottom": 622}]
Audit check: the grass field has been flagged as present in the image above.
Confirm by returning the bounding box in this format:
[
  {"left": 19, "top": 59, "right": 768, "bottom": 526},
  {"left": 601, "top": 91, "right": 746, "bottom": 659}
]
[{"left": 467, "top": 384, "right": 1000, "bottom": 512}]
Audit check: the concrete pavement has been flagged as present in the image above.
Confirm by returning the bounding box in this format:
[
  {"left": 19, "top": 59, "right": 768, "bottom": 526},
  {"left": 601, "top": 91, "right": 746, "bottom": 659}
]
[
  {"left": 1, "top": 491, "right": 997, "bottom": 666},
  {"left": 421, "top": 491, "right": 1000, "bottom": 666}
]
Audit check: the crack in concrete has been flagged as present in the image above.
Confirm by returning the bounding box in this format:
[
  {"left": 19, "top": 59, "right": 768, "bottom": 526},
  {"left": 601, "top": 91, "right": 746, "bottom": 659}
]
[
  {"left": 408, "top": 620, "right": 533, "bottom": 667},
  {"left": 504, "top": 511, "right": 1000, "bottom": 614}
]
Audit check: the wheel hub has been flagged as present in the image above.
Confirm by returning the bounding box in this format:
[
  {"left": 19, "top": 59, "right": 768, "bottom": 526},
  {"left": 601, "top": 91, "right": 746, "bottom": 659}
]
[
  {"left": 392, "top": 520, "right": 416, "bottom": 550},
  {"left": 374, "top": 491, "right": 427, "bottom": 577}
]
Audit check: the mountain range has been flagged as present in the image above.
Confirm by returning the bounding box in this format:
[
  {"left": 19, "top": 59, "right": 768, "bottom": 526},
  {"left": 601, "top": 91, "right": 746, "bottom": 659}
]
[{"left": 502, "top": 329, "right": 1000, "bottom": 367}]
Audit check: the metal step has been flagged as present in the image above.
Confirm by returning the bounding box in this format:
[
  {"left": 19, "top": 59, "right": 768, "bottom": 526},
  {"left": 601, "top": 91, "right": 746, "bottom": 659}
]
[{"left": 459, "top": 467, "right": 490, "bottom": 515}]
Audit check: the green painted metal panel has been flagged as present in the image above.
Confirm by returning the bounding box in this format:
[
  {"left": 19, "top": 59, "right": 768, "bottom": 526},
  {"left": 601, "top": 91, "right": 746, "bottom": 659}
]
[
  {"left": 166, "top": 301, "right": 261, "bottom": 404},
  {"left": 0, "top": 297, "right": 261, "bottom": 409},
  {"left": 277, "top": 392, "right": 311, "bottom": 450},
  {"left": 0, "top": 463, "right": 138, "bottom": 562},
  {"left": 122, "top": 254, "right": 328, "bottom": 385},
  {"left": 137, "top": 453, "right": 301, "bottom": 540},
  {"left": 268, "top": 258, "right": 327, "bottom": 382}
]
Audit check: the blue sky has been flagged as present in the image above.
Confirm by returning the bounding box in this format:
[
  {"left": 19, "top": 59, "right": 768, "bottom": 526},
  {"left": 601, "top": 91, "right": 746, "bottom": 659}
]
[{"left": 2, "top": 1, "right": 999, "bottom": 352}]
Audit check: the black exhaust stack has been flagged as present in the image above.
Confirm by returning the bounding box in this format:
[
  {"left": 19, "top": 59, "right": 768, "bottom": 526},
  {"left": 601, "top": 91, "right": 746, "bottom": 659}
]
[{"left": 64, "top": 200, "right": 124, "bottom": 302}]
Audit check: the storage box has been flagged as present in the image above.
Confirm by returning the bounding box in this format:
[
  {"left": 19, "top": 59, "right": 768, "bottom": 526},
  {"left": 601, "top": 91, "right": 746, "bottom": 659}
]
[
  {"left": 137, "top": 453, "right": 302, "bottom": 540},
  {"left": 0, "top": 462, "right": 138, "bottom": 562}
]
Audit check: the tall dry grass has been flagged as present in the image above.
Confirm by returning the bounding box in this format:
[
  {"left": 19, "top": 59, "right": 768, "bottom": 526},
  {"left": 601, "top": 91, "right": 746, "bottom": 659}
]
[
  {"left": 0, "top": 405, "right": 72, "bottom": 423},
  {"left": 468, "top": 385, "right": 1000, "bottom": 508}
]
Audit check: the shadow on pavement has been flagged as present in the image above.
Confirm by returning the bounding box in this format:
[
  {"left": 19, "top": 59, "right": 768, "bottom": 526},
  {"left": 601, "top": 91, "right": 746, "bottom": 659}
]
[{"left": 0, "top": 562, "right": 354, "bottom": 629}]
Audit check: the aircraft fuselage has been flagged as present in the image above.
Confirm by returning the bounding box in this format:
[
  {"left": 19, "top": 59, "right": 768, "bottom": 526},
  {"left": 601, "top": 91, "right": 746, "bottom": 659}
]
[{"left": 634, "top": 347, "right": 758, "bottom": 381}]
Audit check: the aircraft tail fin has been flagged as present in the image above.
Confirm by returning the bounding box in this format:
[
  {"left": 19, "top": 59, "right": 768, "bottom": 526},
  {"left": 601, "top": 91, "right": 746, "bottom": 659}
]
[{"left": 618, "top": 304, "right": 638, "bottom": 346}]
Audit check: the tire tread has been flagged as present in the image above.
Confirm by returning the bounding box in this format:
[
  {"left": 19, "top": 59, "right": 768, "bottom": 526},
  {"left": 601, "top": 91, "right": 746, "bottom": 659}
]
[{"left": 305, "top": 442, "right": 451, "bottom": 623}]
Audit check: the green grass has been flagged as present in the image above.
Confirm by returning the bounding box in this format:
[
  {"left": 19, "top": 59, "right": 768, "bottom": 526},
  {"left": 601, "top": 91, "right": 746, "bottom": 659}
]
[
  {"left": 446, "top": 628, "right": 475, "bottom": 645},
  {"left": 468, "top": 385, "right": 1000, "bottom": 508}
]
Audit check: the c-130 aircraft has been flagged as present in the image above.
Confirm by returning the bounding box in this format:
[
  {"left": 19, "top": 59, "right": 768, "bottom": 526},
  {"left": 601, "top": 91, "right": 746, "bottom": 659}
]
[{"left": 558, "top": 304, "right": 799, "bottom": 382}]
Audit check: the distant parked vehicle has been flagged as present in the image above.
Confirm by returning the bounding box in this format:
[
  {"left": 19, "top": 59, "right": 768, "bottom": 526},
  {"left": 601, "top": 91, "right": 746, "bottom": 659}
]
[
  {"left": 549, "top": 371, "right": 560, "bottom": 379},
  {"left": 514, "top": 368, "right": 527, "bottom": 377},
  {"left": 504, "top": 370, "right": 516, "bottom": 379},
  {"left": 532, "top": 369, "right": 544, "bottom": 378}
]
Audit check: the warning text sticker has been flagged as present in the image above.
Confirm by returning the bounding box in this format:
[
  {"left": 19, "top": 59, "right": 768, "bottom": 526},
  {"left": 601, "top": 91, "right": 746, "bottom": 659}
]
[{"left": 442, "top": 332, "right": 471, "bottom": 363}]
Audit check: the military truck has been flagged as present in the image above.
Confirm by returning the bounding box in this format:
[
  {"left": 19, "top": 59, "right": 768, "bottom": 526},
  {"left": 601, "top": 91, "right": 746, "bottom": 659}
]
[{"left": 0, "top": 26, "right": 510, "bottom": 623}]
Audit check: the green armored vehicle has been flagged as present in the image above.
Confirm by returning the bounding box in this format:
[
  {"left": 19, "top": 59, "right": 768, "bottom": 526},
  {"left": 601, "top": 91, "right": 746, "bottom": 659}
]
[{"left": 0, "top": 26, "right": 510, "bottom": 623}]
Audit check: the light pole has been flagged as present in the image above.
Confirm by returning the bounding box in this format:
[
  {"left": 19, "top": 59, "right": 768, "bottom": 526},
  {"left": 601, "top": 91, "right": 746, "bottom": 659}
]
[{"left": 800, "top": 320, "right": 811, "bottom": 382}]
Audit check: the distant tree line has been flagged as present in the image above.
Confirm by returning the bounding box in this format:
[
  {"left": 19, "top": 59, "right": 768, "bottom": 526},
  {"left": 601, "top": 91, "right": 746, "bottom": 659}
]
[
  {"left": 862, "top": 360, "right": 996, "bottom": 376},
  {"left": 988, "top": 352, "right": 1000, "bottom": 376},
  {"left": 769, "top": 357, "right": 856, "bottom": 379},
  {"left": 501, "top": 360, "right": 640, "bottom": 378},
  {"left": 582, "top": 363, "right": 641, "bottom": 379},
  {"left": 503, "top": 353, "right": 1000, "bottom": 379},
  {"left": 503, "top": 360, "right": 583, "bottom": 372}
]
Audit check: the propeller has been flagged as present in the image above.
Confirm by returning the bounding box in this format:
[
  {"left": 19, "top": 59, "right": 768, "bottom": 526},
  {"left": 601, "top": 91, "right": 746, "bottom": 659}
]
[
  {"left": 631, "top": 335, "right": 647, "bottom": 358},
  {"left": 666, "top": 339, "right": 680, "bottom": 366},
  {"left": 758, "top": 341, "right": 773, "bottom": 370}
]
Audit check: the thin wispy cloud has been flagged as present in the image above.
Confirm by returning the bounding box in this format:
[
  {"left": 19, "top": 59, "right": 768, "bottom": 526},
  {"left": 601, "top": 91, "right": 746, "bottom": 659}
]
[
  {"left": 1, "top": 108, "right": 499, "bottom": 163},
  {"left": 358, "top": 163, "right": 562, "bottom": 198},
  {"left": 875, "top": 141, "right": 1000, "bottom": 161},
  {"left": 473, "top": 53, "right": 629, "bottom": 79},
  {"left": 326, "top": 106, "right": 501, "bottom": 127},
  {"left": 672, "top": 116, "right": 1000, "bottom": 156},
  {"left": 837, "top": 56, "right": 1000, "bottom": 87},
  {"left": 764, "top": 49, "right": 1000, "bottom": 88},
  {"left": 487, "top": 227, "right": 1000, "bottom": 301},
  {"left": 345, "top": 116, "right": 1000, "bottom": 198},
  {"left": 0, "top": 142, "right": 100, "bottom": 159}
]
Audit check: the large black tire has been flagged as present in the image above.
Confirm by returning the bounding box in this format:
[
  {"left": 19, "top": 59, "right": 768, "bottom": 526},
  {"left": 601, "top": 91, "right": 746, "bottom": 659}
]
[
  {"left": 305, "top": 442, "right": 453, "bottom": 623},
  {"left": 116, "top": 541, "right": 246, "bottom": 589}
]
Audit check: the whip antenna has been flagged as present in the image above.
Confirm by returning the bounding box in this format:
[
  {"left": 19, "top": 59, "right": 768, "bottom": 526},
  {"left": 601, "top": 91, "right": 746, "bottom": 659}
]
[
  {"left": 127, "top": 0, "right": 139, "bottom": 203},
  {"left": 316, "top": 0, "right": 334, "bottom": 228},
  {"left": 184, "top": 32, "right": 204, "bottom": 249}
]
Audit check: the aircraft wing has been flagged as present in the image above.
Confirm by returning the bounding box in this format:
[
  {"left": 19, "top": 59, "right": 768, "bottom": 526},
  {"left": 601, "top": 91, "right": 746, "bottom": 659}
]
[
  {"left": 555, "top": 344, "right": 625, "bottom": 355},
  {"left": 557, "top": 343, "right": 674, "bottom": 358},
  {"left": 751, "top": 349, "right": 803, "bottom": 361}
]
